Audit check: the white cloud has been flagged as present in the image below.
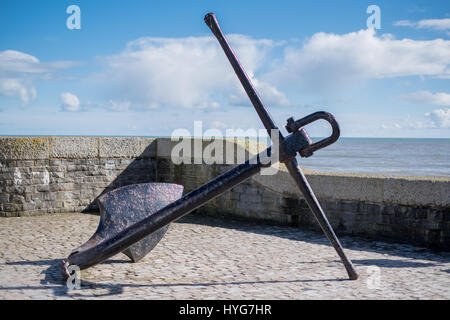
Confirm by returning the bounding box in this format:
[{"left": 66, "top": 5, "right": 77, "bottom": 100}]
[
  {"left": 0, "top": 78, "right": 37, "bottom": 104},
  {"left": 267, "top": 29, "right": 450, "bottom": 91},
  {"left": 393, "top": 20, "right": 416, "bottom": 27},
  {"left": 425, "top": 108, "right": 450, "bottom": 128},
  {"left": 380, "top": 118, "right": 428, "bottom": 131},
  {"left": 60, "top": 92, "right": 80, "bottom": 112},
  {"left": 0, "top": 50, "right": 42, "bottom": 73},
  {"left": 107, "top": 100, "right": 131, "bottom": 111},
  {"left": 0, "top": 50, "right": 79, "bottom": 105},
  {"left": 93, "top": 35, "right": 289, "bottom": 110},
  {"left": 380, "top": 109, "right": 450, "bottom": 130},
  {"left": 401, "top": 91, "right": 450, "bottom": 107},
  {"left": 417, "top": 18, "right": 450, "bottom": 30},
  {"left": 211, "top": 120, "right": 228, "bottom": 129},
  {"left": 0, "top": 50, "right": 79, "bottom": 77},
  {"left": 394, "top": 18, "right": 450, "bottom": 31}
]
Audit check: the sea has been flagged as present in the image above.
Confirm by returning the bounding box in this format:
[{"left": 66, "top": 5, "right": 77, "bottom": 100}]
[{"left": 298, "top": 138, "right": 450, "bottom": 178}]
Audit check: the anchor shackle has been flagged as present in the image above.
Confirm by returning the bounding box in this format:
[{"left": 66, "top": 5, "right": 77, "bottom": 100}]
[{"left": 286, "top": 111, "right": 340, "bottom": 158}]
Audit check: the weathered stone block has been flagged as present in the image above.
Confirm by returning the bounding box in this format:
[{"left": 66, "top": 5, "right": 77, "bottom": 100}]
[
  {"left": 37, "top": 185, "right": 49, "bottom": 192},
  {"left": 34, "top": 160, "right": 48, "bottom": 166},
  {"left": 1, "top": 137, "right": 50, "bottom": 160},
  {"left": 383, "top": 177, "right": 448, "bottom": 208},
  {"left": 99, "top": 137, "right": 141, "bottom": 158},
  {"left": 49, "top": 137, "right": 98, "bottom": 159},
  {"left": 139, "top": 138, "right": 157, "bottom": 158},
  {"left": 49, "top": 159, "right": 61, "bottom": 166},
  {"left": 16, "top": 160, "right": 35, "bottom": 167},
  {"left": 339, "top": 201, "right": 359, "bottom": 213},
  {"left": 22, "top": 203, "right": 36, "bottom": 211},
  {"left": 4, "top": 203, "right": 22, "bottom": 211}
]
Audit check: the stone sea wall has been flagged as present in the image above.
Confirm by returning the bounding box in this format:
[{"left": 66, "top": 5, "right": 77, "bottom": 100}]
[
  {"left": 0, "top": 137, "right": 157, "bottom": 215},
  {"left": 0, "top": 136, "right": 449, "bottom": 250}
]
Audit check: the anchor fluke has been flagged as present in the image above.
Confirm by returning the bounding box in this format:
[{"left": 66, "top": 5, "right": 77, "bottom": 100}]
[{"left": 63, "top": 183, "right": 183, "bottom": 277}]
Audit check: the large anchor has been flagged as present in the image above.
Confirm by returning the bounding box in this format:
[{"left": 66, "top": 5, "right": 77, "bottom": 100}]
[{"left": 62, "top": 13, "right": 358, "bottom": 281}]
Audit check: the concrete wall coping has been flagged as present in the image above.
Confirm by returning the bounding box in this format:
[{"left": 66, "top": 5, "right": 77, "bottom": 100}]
[
  {"left": 0, "top": 136, "right": 157, "bottom": 160},
  {"left": 253, "top": 164, "right": 449, "bottom": 208}
]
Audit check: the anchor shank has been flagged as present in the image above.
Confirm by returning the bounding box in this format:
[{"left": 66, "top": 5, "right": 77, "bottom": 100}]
[{"left": 205, "top": 13, "right": 282, "bottom": 139}]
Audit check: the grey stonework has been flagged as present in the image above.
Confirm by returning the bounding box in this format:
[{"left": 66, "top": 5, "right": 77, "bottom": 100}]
[
  {"left": 0, "top": 157, "right": 156, "bottom": 215},
  {"left": 0, "top": 137, "right": 157, "bottom": 216},
  {"left": 0, "top": 136, "right": 449, "bottom": 250}
]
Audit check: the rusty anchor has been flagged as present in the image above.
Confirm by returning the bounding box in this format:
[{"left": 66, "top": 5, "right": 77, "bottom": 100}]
[{"left": 62, "top": 13, "right": 358, "bottom": 281}]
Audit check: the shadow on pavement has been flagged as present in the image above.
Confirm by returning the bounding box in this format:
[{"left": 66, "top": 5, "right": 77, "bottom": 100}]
[
  {"left": 2, "top": 258, "right": 346, "bottom": 298},
  {"left": 177, "top": 213, "right": 450, "bottom": 268},
  {"left": 352, "top": 259, "right": 437, "bottom": 268}
]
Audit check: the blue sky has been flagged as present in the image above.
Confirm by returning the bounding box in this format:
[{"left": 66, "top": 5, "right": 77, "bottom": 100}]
[{"left": 0, "top": 0, "right": 449, "bottom": 138}]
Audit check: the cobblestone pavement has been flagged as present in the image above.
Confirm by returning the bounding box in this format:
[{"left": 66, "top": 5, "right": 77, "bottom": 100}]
[{"left": 0, "top": 212, "right": 449, "bottom": 300}]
